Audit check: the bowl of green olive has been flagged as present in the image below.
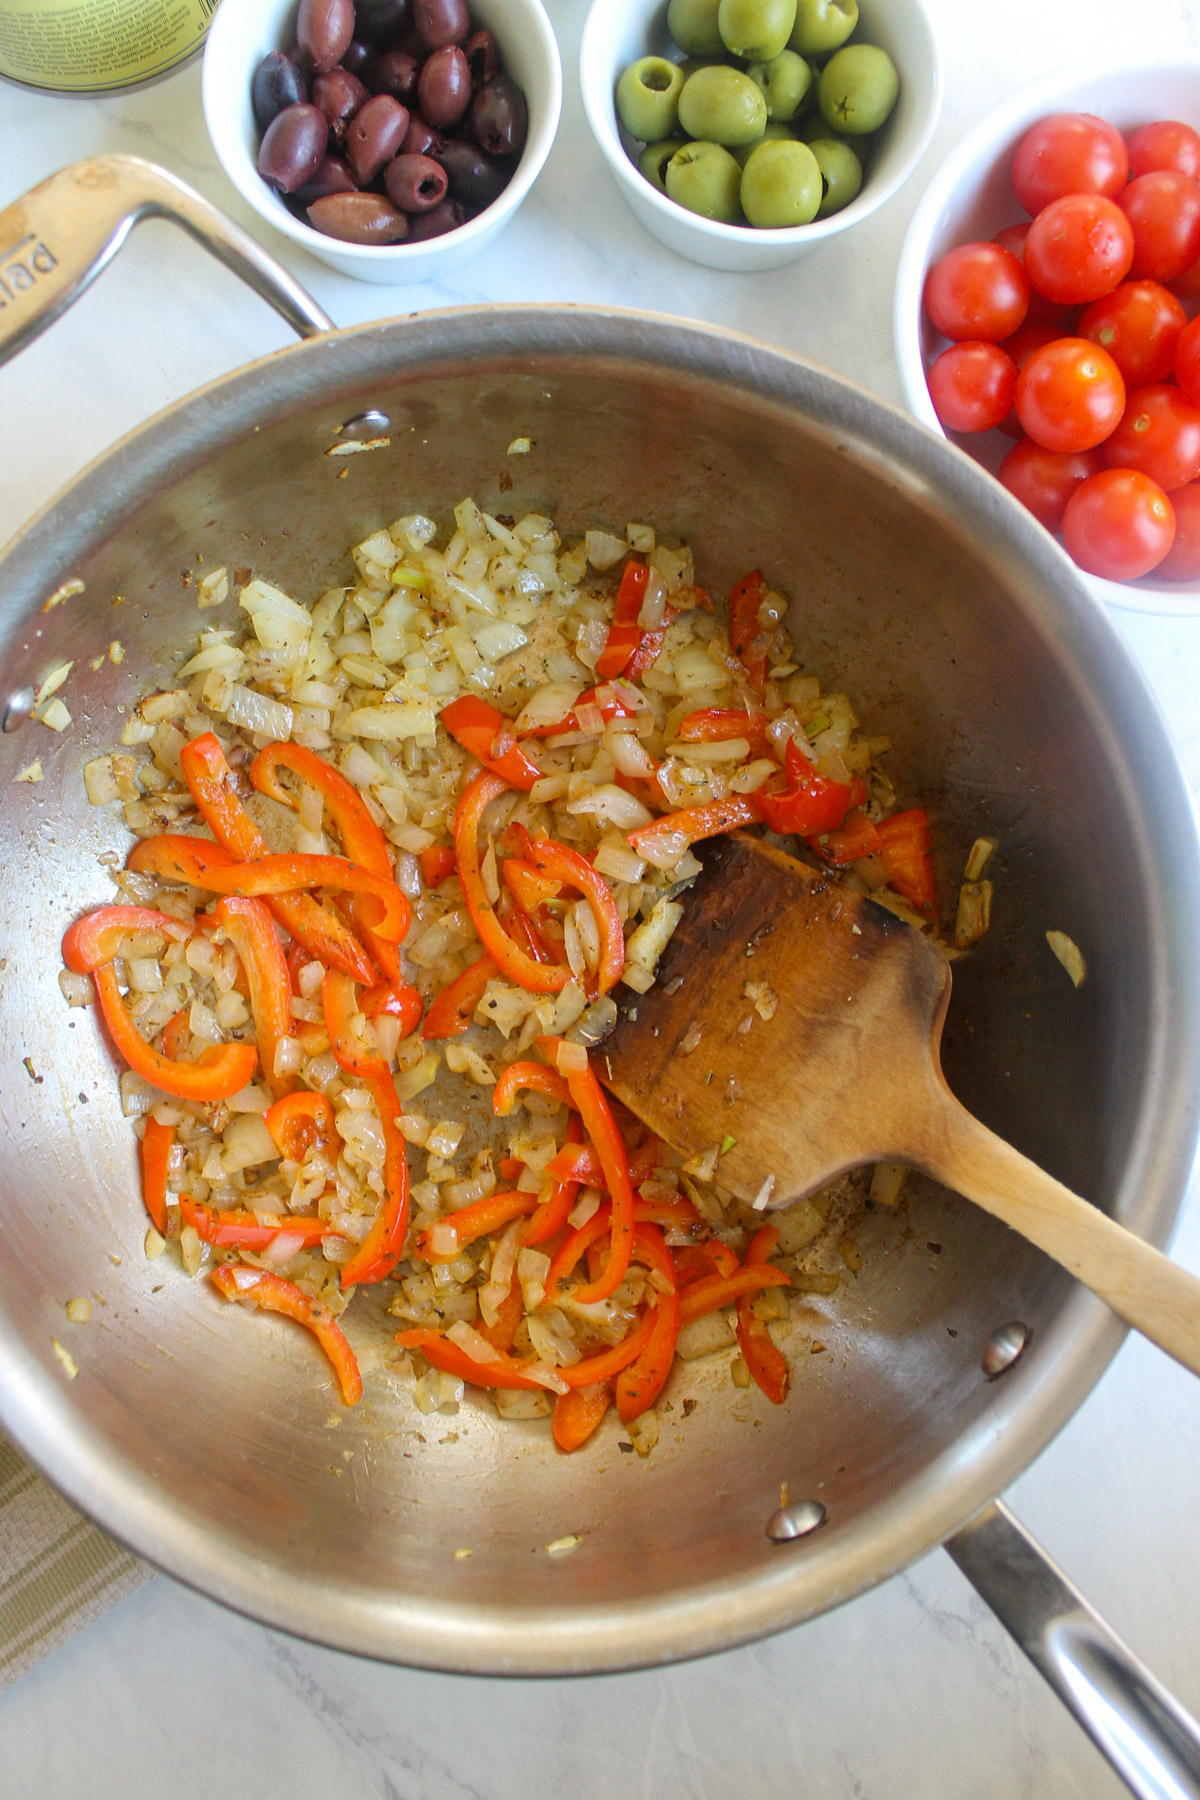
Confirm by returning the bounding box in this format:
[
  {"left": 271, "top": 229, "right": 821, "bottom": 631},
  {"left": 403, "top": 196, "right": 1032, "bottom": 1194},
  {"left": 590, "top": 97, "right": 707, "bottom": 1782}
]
[{"left": 581, "top": 0, "right": 941, "bottom": 270}]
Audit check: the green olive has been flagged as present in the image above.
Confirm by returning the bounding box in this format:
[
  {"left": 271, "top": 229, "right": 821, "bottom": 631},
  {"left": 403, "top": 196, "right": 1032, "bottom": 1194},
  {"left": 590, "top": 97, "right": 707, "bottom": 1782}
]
[
  {"left": 746, "top": 48, "right": 812, "bottom": 121},
  {"left": 806, "top": 135, "right": 862, "bottom": 214},
  {"left": 639, "top": 137, "right": 687, "bottom": 192},
  {"left": 818, "top": 43, "right": 899, "bottom": 135},
  {"left": 666, "top": 139, "right": 744, "bottom": 221},
  {"left": 667, "top": 0, "right": 725, "bottom": 56},
  {"left": 678, "top": 64, "right": 768, "bottom": 147},
  {"left": 617, "top": 56, "right": 686, "bottom": 142},
  {"left": 788, "top": 0, "right": 857, "bottom": 55},
  {"left": 740, "top": 137, "right": 821, "bottom": 226},
  {"left": 717, "top": 0, "right": 797, "bottom": 61},
  {"left": 733, "top": 119, "right": 796, "bottom": 167}
]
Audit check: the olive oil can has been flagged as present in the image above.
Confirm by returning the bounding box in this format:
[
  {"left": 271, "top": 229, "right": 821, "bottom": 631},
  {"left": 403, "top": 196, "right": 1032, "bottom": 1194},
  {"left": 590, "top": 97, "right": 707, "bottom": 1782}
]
[{"left": 0, "top": 0, "right": 215, "bottom": 92}]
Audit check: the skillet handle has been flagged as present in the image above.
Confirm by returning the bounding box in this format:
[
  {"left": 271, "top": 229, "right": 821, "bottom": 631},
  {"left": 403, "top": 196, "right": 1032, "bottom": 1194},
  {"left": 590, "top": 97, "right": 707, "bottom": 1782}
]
[
  {"left": 0, "top": 153, "right": 333, "bottom": 369},
  {"left": 946, "top": 1500, "right": 1200, "bottom": 1800}
]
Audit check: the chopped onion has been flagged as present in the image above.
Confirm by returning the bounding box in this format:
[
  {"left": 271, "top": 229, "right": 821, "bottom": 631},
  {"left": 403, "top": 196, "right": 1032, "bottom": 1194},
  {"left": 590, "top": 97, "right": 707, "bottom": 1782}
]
[
  {"left": 221, "top": 1113, "right": 278, "bottom": 1173},
  {"left": 566, "top": 783, "right": 653, "bottom": 829},
  {"left": 515, "top": 682, "right": 581, "bottom": 734},
  {"left": 1046, "top": 930, "right": 1086, "bottom": 987},
  {"left": 637, "top": 570, "right": 669, "bottom": 630},
  {"left": 227, "top": 683, "right": 294, "bottom": 740},
  {"left": 585, "top": 530, "right": 627, "bottom": 571}
]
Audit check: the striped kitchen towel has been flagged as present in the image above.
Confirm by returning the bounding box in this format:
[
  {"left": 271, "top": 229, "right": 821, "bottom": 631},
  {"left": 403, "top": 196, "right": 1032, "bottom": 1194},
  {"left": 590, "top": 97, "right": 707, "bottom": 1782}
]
[{"left": 0, "top": 1435, "right": 149, "bottom": 1691}]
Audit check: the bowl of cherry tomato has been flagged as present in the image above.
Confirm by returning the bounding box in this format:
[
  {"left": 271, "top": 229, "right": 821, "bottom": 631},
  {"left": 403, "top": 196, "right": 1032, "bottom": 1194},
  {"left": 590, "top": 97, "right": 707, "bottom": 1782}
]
[{"left": 894, "top": 54, "right": 1200, "bottom": 614}]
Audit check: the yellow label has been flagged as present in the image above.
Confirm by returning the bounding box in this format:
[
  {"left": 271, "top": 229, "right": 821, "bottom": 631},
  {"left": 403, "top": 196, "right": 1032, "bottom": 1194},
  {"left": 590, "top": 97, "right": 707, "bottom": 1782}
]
[{"left": 0, "top": 0, "right": 214, "bottom": 91}]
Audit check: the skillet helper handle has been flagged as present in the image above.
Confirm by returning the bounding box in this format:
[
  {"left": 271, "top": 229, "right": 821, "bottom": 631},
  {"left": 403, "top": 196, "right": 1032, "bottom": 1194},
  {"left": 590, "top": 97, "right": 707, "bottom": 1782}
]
[
  {"left": 947, "top": 1501, "right": 1200, "bottom": 1800},
  {"left": 0, "top": 153, "right": 333, "bottom": 370},
  {"left": 917, "top": 1097, "right": 1200, "bottom": 1379}
]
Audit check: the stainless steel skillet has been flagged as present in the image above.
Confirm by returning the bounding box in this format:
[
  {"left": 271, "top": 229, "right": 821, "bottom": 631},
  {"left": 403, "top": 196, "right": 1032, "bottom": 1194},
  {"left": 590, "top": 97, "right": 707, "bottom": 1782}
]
[{"left": 1, "top": 157, "right": 1199, "bottom": 1798}]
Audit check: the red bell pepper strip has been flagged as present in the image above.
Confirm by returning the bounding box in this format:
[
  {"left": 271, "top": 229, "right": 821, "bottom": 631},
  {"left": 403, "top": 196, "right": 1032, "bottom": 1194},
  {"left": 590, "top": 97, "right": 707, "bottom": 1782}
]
[
  {"left": 625, "top": 621, "right": 672, "bottom": 682},
  {"left": 264, "top": 1089, "right": 336, "bottom": 1162},
  {"left": 478, "top": 1281, "right": 523, "bottom": 1353},
  {"left": 211, "top": 1263, "right": 362, "bottom": 1405},
  {"left": 727, "top": 570, "right": 770, "bottom": 690},
  {"left": 417, "top": 1190, "right": 536, "bottom": 1262},
  {"left": 544, "top": 1136, "right": 672, "bottom": 1191},
  {"left": 455, "top": 770, "right": 569, "bottom": 995},
  {"left": 419, "top": 844, "right": 456, "bottom": 888},
  {"left": 322, "top": 970, "right": 387, "bottom": 1079},
  {"left": 250, "top": 741, "right": 402, "bottom": 980},
  {"left": 179, "top": 733, "right": 377, "bottom": 985},
  {"left": 212, "top": 896, "right": 295, "bottom": 1098},
  {"left": 360, "top": 980, "right": 423, "bottom": 1037},
  {"left": 159, "top": 1006, "right": 191, "bottom": 1061},
  {"left": 502, "top": 858, "right": 561, "bottom": 914},
  {"left": 524, "top": 1112, "right": 585, "bottom": 1245},
  {"left": 91, "top": 964, "right": 257, "bottom": 1103},
  {"left": 558, "top": 1305, "right": 658, "bottom": 1388},
  {"left": 440, "top": 695, "right": 543, "bottom": 791},
  {"left": 499, "top": 891, "right": 557, "bottom": 967},
  {"left": 553, "top": 1384, "right": 613, "bottom": 1452},
  {"left": 595, "top": 559, "right": 650, "bottom": 681},
  {"left": 139, "top": 1116, "right": 173, "bottom": 1234},
  {"left": 758, "top": 760, "right": 865, "bottom": 836},
  {"left": 180, "top": 1195, "right": 332, "bottom": 1252},
  {"left": 677, "top": 1264, "right": 789, "bottom": 1325},
  {"left": 626, "top": 796, "right": 763, "bottom": 868},
  {"left": 676, "top": 708, "right": 772, "bottom": 755},
  {"left": 518, "top": 683, "right": 642, "bottom": 740},
  {"left": 543, "top": 1198, "right": 700, "bottom": 1298},
  {"left": 395, "top": 1328, "right": 553, "bottom": 1392},
  {"left": 493, "top": 1061, "right": 575, "bottom": 1116},
  {"left": 127, "top": 837, "right": 410, "bottom": 945},
  {"left": 809, "top": 806, "right": 883, "bottom": 866},
  {"left": 520, "top": 836, "right": 625, "bottom": 995},
  {"left": 340, "top": 1069, "right": 410, "bottom": 1288},
  {"left": 876, "top": 808, "right": 937, "bottom": 916},
  {"left": 422, "top": 951, "right": 497, "bottom": 1041},
  {"left": 616, "top": 1225, "right": 681, "bottom": 1423},
  {"left": 62, "top": 905, "right": 190, "bottom": 973},
  {"left": 736, "top": 1224, "right": 789, "bottom": 1405},
  {"left": 542, "top": 1043, "right": 635, "bottom": 1303},
  {"left": 674, "top": 1241, "right": 740, "bottom": 1285}
]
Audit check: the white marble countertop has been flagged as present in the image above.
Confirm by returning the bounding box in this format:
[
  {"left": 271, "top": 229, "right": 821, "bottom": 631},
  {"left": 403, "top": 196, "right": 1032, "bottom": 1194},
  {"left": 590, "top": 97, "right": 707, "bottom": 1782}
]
[{"left": 3, "top": 0, "right": 1200, "bottom": 1793}]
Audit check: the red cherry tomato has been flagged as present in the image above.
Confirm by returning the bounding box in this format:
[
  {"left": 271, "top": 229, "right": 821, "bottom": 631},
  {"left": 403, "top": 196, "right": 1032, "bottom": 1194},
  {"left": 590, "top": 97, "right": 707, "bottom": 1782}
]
[
  {"left": 1024, "top": 194, "right": 1134, "bottom": 305},
  {"left": 1077, "top": 280, "right": 1186, "bottom": 387},
  {"left": 1174, "top": 313, "right": 1200, "bottom": 403},
  {"left": 1011, "top": 112, "right": 1128, "bottom": 216},
  {"left": 993, "top": 223, "right": 1072, "bottom": 325},
  {"left": 1155, "top": 480, "right": 1200, "bottom": 579},
  {"left": 1015, "top": 338, "right": 1126, "bottom": 453},
  {"left": 927, "top": 342, "right": 1017, "bottom": 433},
  {"left": 1119, "top": 172, "right": 1200, "bottom": 281},
  {"left": 998, "top": 438, "right": 1103, "bottom": 530},
  {"left": 1102, "top": 384, "right": 1200, "bottom": 490},
  {"left": 1170, "top": 253, "right": 1200, "bottom": 301},
  {"left": 1126, "top": 120, "right": 1200, "bottom": 182},
  {"left": 923, "top": 242, "right": 1030, "bottom": 343},
  {"left": 1062, "top": 469, "right": 1175, "bottom": 579}
]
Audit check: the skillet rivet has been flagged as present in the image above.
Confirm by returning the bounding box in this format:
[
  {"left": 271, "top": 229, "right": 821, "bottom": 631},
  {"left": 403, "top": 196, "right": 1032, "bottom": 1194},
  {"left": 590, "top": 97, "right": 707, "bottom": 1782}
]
[
  {"left": 2, "top": 687, "right": 34, "bottom": 732},
  {"left": 336, "top": 410, "right": 391, "bottom": 439},
  {"left": 765, "top": 1499, "right": 826, "bottom": 1543},
  {"left": 982, "top": 1321, "right": 1030, "bottom": 1379}
]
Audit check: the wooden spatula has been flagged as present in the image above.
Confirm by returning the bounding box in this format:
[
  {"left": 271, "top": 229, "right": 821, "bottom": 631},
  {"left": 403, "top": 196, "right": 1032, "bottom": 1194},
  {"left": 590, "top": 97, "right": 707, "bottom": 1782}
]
[{"left": 602, "top": 831, "right": 1200, "bottom": 1378}]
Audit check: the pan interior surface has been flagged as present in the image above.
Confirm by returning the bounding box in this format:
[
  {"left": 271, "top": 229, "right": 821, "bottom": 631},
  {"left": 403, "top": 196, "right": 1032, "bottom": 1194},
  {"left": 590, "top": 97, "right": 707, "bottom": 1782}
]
[{"left": 0, "top": 310, "right": 1195, "bottom": 1673}]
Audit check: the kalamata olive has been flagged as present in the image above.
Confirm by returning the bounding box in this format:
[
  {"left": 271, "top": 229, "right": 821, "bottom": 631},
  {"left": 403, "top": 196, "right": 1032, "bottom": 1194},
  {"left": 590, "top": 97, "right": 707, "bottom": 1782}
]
[
  {"left": 417, "top": 44, "right": 471, "bottom": 128},
  {"left": 340, "top": 39, "right": 372, "bottom": 74},
  {"left": 464, "top": 28, "right": 497, "bottom": 87},
  {"left": 295, "top": 153, "right": 359, "bottom": 203},
  {"left": 258, "top": 103, "right": 329, "bottom": 193},
  {"left": 296, "top": 0, "right": 354, "bottom": 73},
  {"left": 307, "top": 192, "right": 410, "bottom": 242},
  {"left": 364, "top": 48, "right": 419, "bottom": 102},
  {"left": 353, "top": 0, "right": 409, "bottom": 45},
  {"left": 413, "top": 0, "right": 469, "bottom": 51},
  {"left": 346, "top": 93, "right": 410, "bottom": 184},
  {"left": 470, "top": 76, "right": 527, "bottom": 158},
  {"left": 384, "top": 152, "right": 449, "bottom": 212},
  {"left": 402, "top": 112, "right": 443, "bottom": 157},
  {"left": 287, "top": 40, "right": 313, "bottom": 73},
  {"left": 433, "top": 137, "right": 510, "bottom": 209},
  {"left": 312, "top": 68, "right": 368, "bottom": 141},
  {"left": 407, "top": 197, "right": 465, "bottom": 239},
  {"left": 252, "top": 51, "right": 308, "bottom": 130}
]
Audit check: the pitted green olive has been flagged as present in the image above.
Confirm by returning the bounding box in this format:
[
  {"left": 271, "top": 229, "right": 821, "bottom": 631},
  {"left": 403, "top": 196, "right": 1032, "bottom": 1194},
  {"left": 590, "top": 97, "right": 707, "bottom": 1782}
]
[
  {"left": 788, "top": 0, "right": 857, "bottom": 55},
  {"left": 806, "top": 135, "right": 862, "bottom": 214},
  {"left": 678, "top": 64, "right": 768, "bottom": 147},
  {"left": 666, "top": 139, "right": 744, "bottom": 220},
  {"left": 617, "top": 56, "right": 685, "bottom": 142},
  {"left": 739, "top": 136, "right": 821, "bottom": 226},
  {"left": 667, "top": 0, "right": 724, "bottom": 56},
  {"left": 746, "top": 48, "right": 812, "bottom": 121},
  {"left": 733, "top": 119, "right": 796, "bottom": 167},
  {"left": 717, "top": 0, "right": 797, "bottom": 61},
  {"left": 639, "top": 137, "right": 688, "bottom": 191},
  {"left": 818, "top": 43, "right": 899, "bottom": 135}
]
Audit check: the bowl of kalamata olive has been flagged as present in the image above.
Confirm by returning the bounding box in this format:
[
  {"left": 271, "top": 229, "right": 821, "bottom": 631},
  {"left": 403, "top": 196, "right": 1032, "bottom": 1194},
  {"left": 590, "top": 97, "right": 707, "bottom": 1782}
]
[{"left": 202, "top": 0, "right": 561, "bottom": 282}]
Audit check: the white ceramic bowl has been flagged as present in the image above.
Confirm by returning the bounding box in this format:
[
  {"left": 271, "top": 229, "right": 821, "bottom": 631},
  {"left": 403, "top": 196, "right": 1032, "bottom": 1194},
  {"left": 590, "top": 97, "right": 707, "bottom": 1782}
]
[
  {"left": 580, "top": 0, "right": 941, "bottom": 274},
  {"left": 202, "top": 0, "right": 561, "bottom": 285},
  {"left": 895, "top": 54, "right": 1200, "bottom": 617}
]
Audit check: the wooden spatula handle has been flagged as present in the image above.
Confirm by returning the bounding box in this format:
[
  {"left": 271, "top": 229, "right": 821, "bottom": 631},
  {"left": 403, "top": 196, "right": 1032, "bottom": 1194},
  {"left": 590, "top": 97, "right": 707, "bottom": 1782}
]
[{"left": 922, "top": 1098, "right": 1200, "bottom": 1377}]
